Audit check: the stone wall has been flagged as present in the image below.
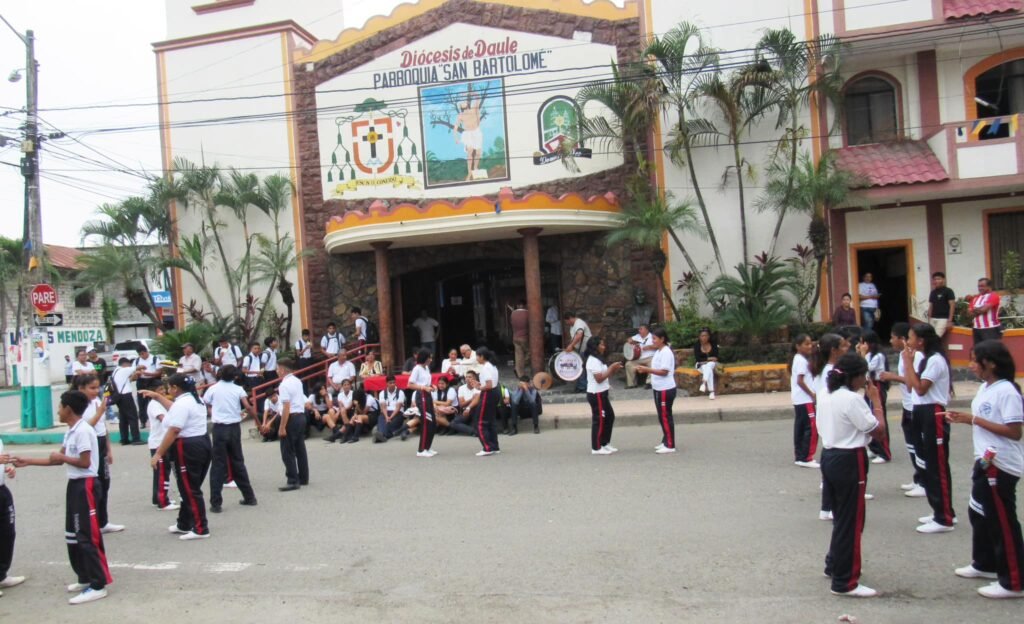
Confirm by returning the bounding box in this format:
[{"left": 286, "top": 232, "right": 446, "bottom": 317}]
[{"left": 291, "top": 0, "right": 644, "bottom": 335}]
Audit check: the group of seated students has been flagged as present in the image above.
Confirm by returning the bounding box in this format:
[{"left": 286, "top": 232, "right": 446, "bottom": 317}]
[{"left": 255, "top": 347, "right": 544, "bottom": 445}]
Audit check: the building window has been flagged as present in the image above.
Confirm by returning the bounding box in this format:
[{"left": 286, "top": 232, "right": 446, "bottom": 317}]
[
  {"left": 988, "top": 210, "right": 1024, "bottom": 289},
  {"left": 844, "top": 76, "right": 898, "bottom": 146},
  {"left": 974, "top": 59, "right": 1024, "bottom": 139},
  {"left": 74, "top": 290, "right": 93, "bottom": 308}
]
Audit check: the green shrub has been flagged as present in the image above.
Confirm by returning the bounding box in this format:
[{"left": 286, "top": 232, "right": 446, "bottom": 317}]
[
  {"left": 663, "top": 313, "right": 715, "bottom": 348},
  {"left": 151, "top": 322, "right": 218, "bottom": 360}
]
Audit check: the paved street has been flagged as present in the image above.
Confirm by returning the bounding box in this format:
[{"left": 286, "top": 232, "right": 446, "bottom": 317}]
[{"left": 0, "top": 418, "right": 1020, "bottom": 622}]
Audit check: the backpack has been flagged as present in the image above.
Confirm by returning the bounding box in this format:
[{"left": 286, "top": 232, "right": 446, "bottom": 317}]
[
  {"left": 243, "top": 352, "right": 268, "bottom": 372},
  {"left": 360, "top": 316, "right": 380, "bottom": 343}
]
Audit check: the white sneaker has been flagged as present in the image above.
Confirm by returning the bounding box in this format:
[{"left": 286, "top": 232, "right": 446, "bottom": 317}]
[
  {"left": 603, "top": 445, "right": 618, "bottom": 453},
  {"left": 655, "top": 446, "right": 677, "bottom": 454},
  {"left": 100, "top": 523, "right": 124, "bottom": 534},
  {"left": 160, "top": 503, "right": 180, "bottom": 511},
  {"left": 955, "top": 565, "right": 997, "bottom": 579},
  {"left": 708, "top": 392, "right": 716, "bottom": 400},
  {"left": 426, "top": 449, "right": 438, "bottom": 456},
  {"left": 180, "top": 531, "right": 210, "bottom": 541},
  {"left": 916, "top": 520, "right": 955, "bottom": 534},
  {"left": 904, "top": 485, "right": 927, "bottom": 498},
  {"left": 831, "top": 584, "right": 878, "bottom": 598},
  {"left": 819, "top": 510, "right": 833, "bottom": 521},
  {"left": 919, "top": 515, "right": 958, "bottom": 524},
  {"left": 654, "top": 443, "right": 666, "bottom": 451},
  {"left": 864, "top": 493, "right": 874, "bottom": 500},
  {"left": 591, "top": 448, "right": 613, "bottom": 455},
  {"left": 67, "top": 582, "right": 89, "bottom": 593},
  {"left": 699, "top": 382, "right": 707, "bottom": 393},
  {"left": 870, "top": 457, "right": 888, "bottom": 464},
  {"left": 900, "top": 482, "right": 916, "bottom": 491},
  {"left": 224, "top": 481, "right": 238, "bottom": 489},
  {"left": 0, "top": 575, "right": 25, "bottom": 588},
  {"left": 416, "top": 450, "right": 433, "bottom": 458},
  {"left": 978, "top": 582, "right": 1024, "bottom": 599},
  {"left": 69, "top": 587, "right": 108, "bottom": 605},
  {"left": 794, "top": 460, "right": 820, "bottom": 468},
  {"left": 475, "top": 450, "right": 495, "bottom": 457},
  {"left": 168, "top": 524, "right": 188, "bottom": 535}
]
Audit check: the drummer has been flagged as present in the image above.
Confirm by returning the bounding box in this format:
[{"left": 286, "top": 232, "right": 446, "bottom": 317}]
[
  {"left": 563, "top": 312, "right": 592, "bottom": 393},
  {"left": 624, "top": 324, "right": 657, "bottom": 389}
]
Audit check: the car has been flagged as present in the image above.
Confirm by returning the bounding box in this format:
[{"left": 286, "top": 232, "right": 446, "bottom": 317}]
[{"left": 110, "top": 338, "right": 159, "bottom": 365}]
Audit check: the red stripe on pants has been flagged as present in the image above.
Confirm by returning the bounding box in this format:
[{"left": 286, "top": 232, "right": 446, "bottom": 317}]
[
  {"left": 176, "top": 439, "right": 205, "bottom": 535},
  {"left": 806, "top": 402, "right": 818, "bottom": 462},
  {"left": 934, "top": 407, "right": 954, "bottom": 525},
  {"left": 84, "top": 477, "right": 113, "bottom": 584},
  {"left": 478, "top": 390, "right": 491, "bottom": 452},
  {"left": 596, "top": 392, "right": 605, "bottom": 449},
  {"left": 849, "top": 451, "right": 866, "bottom": 591},
  {"left": 659, "top": 390, "right": 673, "bottom": 448},
  {"left": 157, "top": 459, "right": 168, "bottom": 508},
  {"left": 989, "top": 465, "right": 1023, "bottom": 590},
  {"left": 419, "top": 393, "right": 429, "bottom": 452}
]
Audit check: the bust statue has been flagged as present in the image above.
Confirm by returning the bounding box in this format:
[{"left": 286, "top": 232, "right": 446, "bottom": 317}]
[{"left": 628, "top": 289, "right": 653, "bottom": 330}]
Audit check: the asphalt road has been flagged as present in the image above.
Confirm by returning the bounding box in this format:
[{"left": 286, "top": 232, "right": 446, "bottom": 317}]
[{"left": 0, "top": 418, "right": 1020, "bottom": 623}]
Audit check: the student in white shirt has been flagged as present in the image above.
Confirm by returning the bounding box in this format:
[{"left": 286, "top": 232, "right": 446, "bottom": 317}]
[
  {"left": 263, "top": 337, "right": 279, "bottom": 383},
  {"left": 240, "top": 342, "right": 267, "bottom": 392},
  {"left": 260, "top": 389, "right": 283, "bottom": 442},
  {"left": 320, "top": 323, "right": 344, "bottom": 358},
  {"left": 584, "top": 336, "right": 622, "bottom": 455},
  {"left": 295, "top": 329, "right": 314, "bottom": 386},
  {"left": 450, "top": 371, "right": 481, "bottom": 436},
  {"left": 110, "top": 358, "right": 143, "bottom": 446},
  {"left": 213, "top": 338, "right": 242, "bottom": 369},
  {"left": 880, "top": 323, "right": 927, "bottom": 496},
  {"left": 306, "top": 383, "right": 335, "bottom": 437},
  {"left": 143, "top": 374, "right": 213, "bottom": 540},
  {"left": 201, "top": 365, "right": 257, "bottom": 512},
  {"left": 134, "top": 346, "right": 162, "bottom": 429},
  {"left": 903, "top": 323, "right": 957, "bottom": 534},
  {"left": 350, "top": 307, "right": 369, "bottom": 345},
  {"left": 11, "top": 390, "right": 113, "bottom": 604},
  {"left": 858, "top": 331, "right": 891, "bottom": 463},
  {"left": 636, "top": 328, "right": 678, "bottom": 454},
  {"left": 73, "top": 374, "right": 124, "bottom": 534},
  {"left": 274, "top": 359, "right": 310, "bottom": 491},
  {"left": 943, "top": 340, "right": 1024, "bottom": 599},
  {"left": 407, "top": 349, "right": 437, "bottom": 458},
  {"left": 374, "top": 376, "right": 407, "bottom": 442},
  {"left": 813, "top": 333, "right": 851, "bottom": 519},
  {"left": 817, "top": 353, "right": 886, "bottom": 598},
  {"left": 325, "top": 379, "right": 356, "bottom": 443},
  {"left": 474, "top": 347, "right": 501, "bottom": 456},
  {"left": 339, "top": 389, "right": 378, "bottom": 444},
  {"left": 146, "top": 383, "right": 179, "bottom": 511}
]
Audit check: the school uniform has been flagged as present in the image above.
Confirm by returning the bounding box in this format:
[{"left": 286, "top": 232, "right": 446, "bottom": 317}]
[
  {"left": 203, "top": 381, "right": 257, "bottom": 508},
  {"left": 900, "top": 352, "right": 926, "bottom": 488},
  {"left": 817, "top": 364, "right": 835, "bottom": 514},
  {"left": 165, "top": 394, "right": 213, "bottom": 536},
  {"left": 240, "top": 352, "right": 267, "bottom": 393},
  {"left": 320, "top": 332, "right": 345, "bottom": 357},
  {"left": 277, "top": 373, "right": 310, "bottom": 487},
  {"left": 409, "top": 364, "right": 435, "bottom": 453},
  {"left": 147, "top": 401, "right": 176, "bottom": 509},
  {"left": 71, "top": 361, "right": 94, "bottom": 378},
  {"left": 451, "top": 385, "right": 479, "bottom": 436},
  {"left": 214, "top": 344, "right": 243, "bottom": 369},
  {"left": 329, "top": 389, "right": 355, "bottom": 442},
  {"left": 377, "top": 388, "right": 406, "bottom": 440},
  {"left": 817, "top": 387, "right": 878, "bottom": 594},
  {"left": 966, "top": 380, "right": 1024, "bottom": 592},
  {"left": 134, "top": 354, "right": 160, "bottom": 427},
  {"left": 83, "top": 398, "right": 112, "bottom": 529},
  {"left": 62, "top": 420, "right": 113, "bottom": 592},
  {"left": 0, "top": 440, "right": 14, "bottom": 584},
  {"left": 865, "top": 352, "right": 891, "bottom": 462},
  {"left": 912, "top": 353, "right": 956, "bottom": 526},
  {"left": 354, "top": 317, "right": 368, "bottom": 344},
  {"left": 295, "top": 338, "right": 313, "bottom": 384},
  {"left": 111, "top": 366, "right": 141, "bottom": 445},
  {"left": 586, "top": 355, "right": 615, "bottom": 451},
  {"left": 346, "top": 393, "right": 378, "bottom": 442},
  {"left": 477, "top": 362, "right": 501, "bottom": 453},
  {"left": 263, "top": 348, "right": 278, "bottom": 384},
  {"left": 791, "top": 353, "right": 817, "bottom": 462},
  {"left": 307, "top": 393, "right": 332, "bottom": 435},
  {"left": 650, "top": 345, "right": 677, "bottom": 450},
  {"left": 262, "top": 397, "right": 282, "bottom": 442}
]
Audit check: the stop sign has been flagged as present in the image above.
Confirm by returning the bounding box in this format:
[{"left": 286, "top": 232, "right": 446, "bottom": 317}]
[{"left": 30, "top": 284, "right": 58, "bottom": 313}]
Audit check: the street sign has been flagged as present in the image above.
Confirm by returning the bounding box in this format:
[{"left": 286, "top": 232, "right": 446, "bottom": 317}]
[
  {"left": 30, "top": 283, "right": 57, "bottom": 313},
  {"left": 35, "top": 313, "right": 63, "bottom": 326}
]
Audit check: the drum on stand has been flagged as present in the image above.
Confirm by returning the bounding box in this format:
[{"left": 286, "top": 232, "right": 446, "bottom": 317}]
[
  {"left": 548, "top": 350, "right": 584, "bottom": 382},
  {"left": 623, "top": 342, "right": 641, "bottom": 361}
]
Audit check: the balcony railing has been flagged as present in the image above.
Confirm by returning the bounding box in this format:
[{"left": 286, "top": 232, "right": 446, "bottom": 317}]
[{"left": 928, "top": 113, "right": 1024, "bottom": 180}]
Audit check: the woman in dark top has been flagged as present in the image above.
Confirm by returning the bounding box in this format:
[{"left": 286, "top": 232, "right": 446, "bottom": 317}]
[
  {"left": 693, "top": 327, "right": 720, "bottom": 400},
  {"left": 833, "top": 293, "right": 858, "bottom": 328}
]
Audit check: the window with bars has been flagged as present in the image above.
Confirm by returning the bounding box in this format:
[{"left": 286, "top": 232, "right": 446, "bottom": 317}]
[
  {"left": 988, "top": 210, "right": 1024, "bottom": 289},
  {"left": 844, "top": 77, "right": 899, "bottom": 146}
]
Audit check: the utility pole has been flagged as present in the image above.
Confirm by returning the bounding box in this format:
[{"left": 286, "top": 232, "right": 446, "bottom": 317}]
[{"left": 24, "top": 29, "right": 44, "bottom": 286}]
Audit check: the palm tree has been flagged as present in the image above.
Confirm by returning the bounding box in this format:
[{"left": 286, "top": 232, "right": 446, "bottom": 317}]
[
  {"left": 250, "top": 174, "right": 298, "bottom": 338},
  {"left": 755, "top": 28, "right": 844, "bottom": 257},
  {"left": 161, "top": 230, "right": 224, "bottom": 318},
  {"left": 707, "top": 258, "right": 797, "bottom": 342},
  {"left": 645, "top": 22, "right": 727, "bottom": 275},
  {"left": 689, "top": 63, "right": 781, "bottom": 265},
  {"left": 76, "top": 245, "right": 159, "bottom": 325},
  {"left": 0, "top": 236, "right": 24, "bottom": 385},
  {"left": 605, "top": 194, "right": 708, "bottom": 321}
]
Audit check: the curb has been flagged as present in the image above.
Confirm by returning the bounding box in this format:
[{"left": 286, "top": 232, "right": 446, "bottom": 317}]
[{"left": 1, "top": 430, "right": 148, "bottom": 446}]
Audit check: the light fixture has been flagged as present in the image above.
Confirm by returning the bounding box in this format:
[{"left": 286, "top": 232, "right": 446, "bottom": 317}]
[
  {"left": 7, "top": 68, "right": 22, "bottom": 83},
  {"left": 974, "top": 96, "right": 998, "bottom": 110}
]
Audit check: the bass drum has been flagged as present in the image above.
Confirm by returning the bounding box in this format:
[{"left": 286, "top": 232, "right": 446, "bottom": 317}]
[
  {"left": 548, "top": 349, "right": 584, "bottom": 382},
  {"left": 623, "top": 342, "right": 641, "bottom": 361}
]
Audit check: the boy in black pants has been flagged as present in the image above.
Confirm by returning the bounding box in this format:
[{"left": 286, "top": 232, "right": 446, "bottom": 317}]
[
  {"left": 12, "top": 391, "right": 113, "bottom": 605},
  {"left": 0, "top": 439, "right": 26, "bottom": 596}
]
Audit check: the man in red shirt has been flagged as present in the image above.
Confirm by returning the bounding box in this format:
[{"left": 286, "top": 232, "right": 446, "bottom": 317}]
[
  {"left": 969, "top": 277, "right": 1002, "bottom": 344},
  {"left": 510, "top": 300, "right": 530, "bottom": 379}
]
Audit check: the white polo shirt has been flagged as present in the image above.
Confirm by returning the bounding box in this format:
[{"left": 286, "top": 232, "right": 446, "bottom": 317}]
[
  {"left": 478, "top": 362, "right": 499, "bottom": 390},
  {"left": 110, "top": 366, "right": 135, "bottom": 396},
  {"left": 177, "top": 353, "right": 202, "bottom": 374},
  {"left": 586, "top": 355, "right": 610, "bottom": 394},
  {"left": 912, "top": 353, "right": 950, "bottom": 406},
  {"left": 321, "top": 332, "right": 344, "bottom": 356},
  {"left": 264, "top": 348, "right": 278, "bottom": 372},
  {"left": 164, "top": 394, "right": 208, "bottom": 438},
  {"left": 408, "top": 365, "right": 432, "bottom": 389},
  {"left": 63, "top": 418, "right": 99, "bottom": 479},
  {"left": 971, "top": 379, "right": 1024, "bottom": 477},
  {"left": 649, "top": 346, "right": 677, "bottom": 391},
  {"left": 817, "top": 387, "right": 878, "bottom": 449},
  {"left": 241, "top": 352, "right": 265, "bottom": 377},
  {"left": 354, "top": 317, "right": 368, "bottom": 341},
  {"left": 328, "top": 360, "right": 356, "bottom": 385},
  {"left": 278, "top": 374, "right": 306, "bottom": 415},
  {"left": 71, "top": 360, "right": 93, "bottom": 376},
  {"left": 381, "top": 388, "right": 404, "bottom": 413},
  {"left": 337, "top": 389, "right": 354, "bottom": 411},
  {"left": 295, "top": 339, "right": 312, "bottom": 359},
  {"left": 147, "top": 401, "right": 169, "bottom": 450},
  {"left": 214, "top": 344, "right": 242, "bottom": 367},
  {"left": 202, "top": 380, "right": 247, "bottom": 425},
  {"left": 458, "top": 385, "right": 480, "bottom": 408},
  {"left": 790, "top": 354, "right": 814, "bottom": 405},
  {"left": 898, "top": 352, "right": 924, "bottom": 411},
  {"left": 83, "top": 397, "right": 106, "bottom": 437}
]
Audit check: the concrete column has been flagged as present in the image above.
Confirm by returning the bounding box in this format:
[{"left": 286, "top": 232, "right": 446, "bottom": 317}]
[
  {"left": 372, "top": 242, "right": 395, "bottom": 371},
  {"left": 519, "top": 227, "right": 545, "bottom": 376}
]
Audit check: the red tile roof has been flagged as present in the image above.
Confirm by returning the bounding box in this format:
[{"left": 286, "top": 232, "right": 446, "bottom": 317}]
[
  {"left": 834, "top": 141, "right": 949, "bottom": 188},
  {"left": 944, "top": 0, "right": 1022, "bottom": 19},
  {"left": 44, "top": 244, "right": 83, "bottom": 270}
]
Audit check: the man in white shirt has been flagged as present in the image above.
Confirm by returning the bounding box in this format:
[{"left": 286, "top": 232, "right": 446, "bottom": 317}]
[
  {"left": 411, "top": 310, "right": 440, "bottom": 357},
  {"left": 177, "top": 343, "right": 202, "bottom": 376},
  {"left": 624, "top": 324, "right": 657, "bottom": 389},
  {"left": 134, "top": 346, "right": 161, "bottom": 429},
  {"left": 202, "top": 365, "right": 257, "bottom": 512},
  {"left": 563, "top": 312, "right": 592, "bottom": 392},
  {"left": 545, "top": 303, "right": 562, "bottom": 354},
  {"left": 456, "top": 344, "right": 480, "bottom": 378},
  {"left": 858, "top": 272, "right": 880, "bottom": 331},
  {"left": 276, "top": 359, "right": 309, "bottom": 491},
  {"left": 111, "top": 358, "right": 144, "bottom": 446},
  {"left": 213, "top": 337, "right": 242, "bottom": 369},
  {"left": 350, "top": 308, "right": 369, "bottom": 353},
  {"left": 320, "top": 323, "right": 344, "bottom": 358},
  {"left": 327, "top": 351, "right": 356, "bottom": 397}
]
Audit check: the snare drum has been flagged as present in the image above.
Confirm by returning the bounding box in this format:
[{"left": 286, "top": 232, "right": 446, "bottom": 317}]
[
  {"left": 623, "top": 342, "right": 641, "bottom": 361},
  {"left": 548, "top": 350, "right": 584, "bottom": 382}
]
